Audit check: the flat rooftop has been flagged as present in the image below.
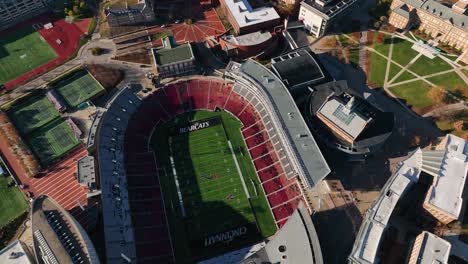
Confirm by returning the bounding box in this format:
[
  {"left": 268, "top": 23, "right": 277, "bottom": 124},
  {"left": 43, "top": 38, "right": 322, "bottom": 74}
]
[
  {"left": 271, "top": 48, "right": 327, "bottom": 88},
  {"left": 426, "top": 134, "right": 468, "bottom": 218},
  {"left": 229, "top": 59, "right": 330, "bottom": 188},
  {"left": 301, "top": 0, "right": 359, "bottom": 19},
  {"left": 152, "top": 41, "right": 194, "bottom": 66},
  {"left": 412, "top": 231, "right": 451, "bottom": 264},
  {"left": 222, "top": 31, "right": 272, "bottom": 46},
  {"left": 0, "top": 240, "right": 34, "bottom": 264},
  {"left": 223, "top": 0, "right": 280, "bottom": 28}
]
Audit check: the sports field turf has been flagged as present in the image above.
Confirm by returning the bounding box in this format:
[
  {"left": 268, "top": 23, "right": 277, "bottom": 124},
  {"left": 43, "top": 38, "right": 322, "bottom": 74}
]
[
  {"left": 152, "top": 110, "right": 276, "bottom": 261},
  {"left": 0, "top": 26, "right": 57, "bottom": 84},
  {"left": 54, "top": 71, "right": 105, "bottom": 108},
  {"left": 8, "top": 95, "right": 60, "bottom": 134},
  {"left": 27, "top": 119, "right": 80, "bottom": 165},
  {"left": 0, "top": 175, "right": 28, "bottom": 227}
]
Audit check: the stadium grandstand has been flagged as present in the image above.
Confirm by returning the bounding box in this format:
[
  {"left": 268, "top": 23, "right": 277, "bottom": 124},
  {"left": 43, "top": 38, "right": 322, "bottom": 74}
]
[
  {"left": 31, "top": 195, "right": 100, "bottom": 264},
  {"left": 94, "top": 60, "right": 330, "bottom": 263}
]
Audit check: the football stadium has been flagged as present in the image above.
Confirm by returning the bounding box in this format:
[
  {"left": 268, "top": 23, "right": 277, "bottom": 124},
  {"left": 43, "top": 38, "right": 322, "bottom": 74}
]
[{"left": 93, "top": 60, "right": 330, "bottom": 263}]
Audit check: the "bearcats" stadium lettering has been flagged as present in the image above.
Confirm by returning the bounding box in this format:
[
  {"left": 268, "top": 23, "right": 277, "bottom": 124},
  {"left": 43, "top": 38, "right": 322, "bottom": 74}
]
[{"left": 179, "top": 121, "right": 211, "bottom": 134}]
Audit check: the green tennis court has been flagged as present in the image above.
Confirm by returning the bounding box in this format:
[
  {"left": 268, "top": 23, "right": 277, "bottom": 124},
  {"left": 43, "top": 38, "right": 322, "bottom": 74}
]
[
  {"left": 7, "top": 95, "right": 60, "bottom": 135},
  {"left": 0, "top": 26, "right": 57, "bottom": 84},
  {"left": 54, "top": 71, "right": 105, "bottom": 108},
  {"left": 27, "top": 119, "right": 80, "bottom": 165}
]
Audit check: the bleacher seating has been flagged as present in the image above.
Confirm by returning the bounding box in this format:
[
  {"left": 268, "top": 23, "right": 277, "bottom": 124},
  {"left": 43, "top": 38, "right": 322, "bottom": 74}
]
[{"left": 120, "top": 77, "right": 307, "bottom": 251}]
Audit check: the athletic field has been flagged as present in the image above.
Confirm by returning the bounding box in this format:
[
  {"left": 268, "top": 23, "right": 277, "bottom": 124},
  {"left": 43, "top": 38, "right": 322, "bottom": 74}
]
[
  {"left": 0, "top": 174, "right": 28, "bottom": 227},
  {"left": 27, "top": 119, "right": 80, "bottom": 165},
  {"left": 54, "top": 71, "right": 105, "bottom": 108},
  {"left": 0, "top": 26, "right": 57, "bottom": 84},
  {"left": 152, "top": 110, "right": 276, "bottom": 261},
  {"left": 7, "top": 95, "right": 60, "bottom": 135}
]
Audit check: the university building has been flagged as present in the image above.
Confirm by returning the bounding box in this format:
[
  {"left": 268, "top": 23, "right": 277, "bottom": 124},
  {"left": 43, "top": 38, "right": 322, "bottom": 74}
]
[
  {"left": 151, "top": 37, "right": 197, "bottom": 78},
  {"left": 0, "top": 0, "right": 53, "bottom": 31},
  {"left": 219, "top": 0, "right": 280, "bottom": 34},
  {"left": 389, "top": 0, "right": 468, "bottom": 63},
  {"left": 298, "top": 0, "right": 360, "bottom": 37}
]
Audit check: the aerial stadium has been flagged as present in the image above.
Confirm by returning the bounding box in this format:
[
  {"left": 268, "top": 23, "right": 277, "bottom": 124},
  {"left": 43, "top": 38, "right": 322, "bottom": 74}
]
[{"left": 91, "top": 59, "right": 330, "bottom": 263}]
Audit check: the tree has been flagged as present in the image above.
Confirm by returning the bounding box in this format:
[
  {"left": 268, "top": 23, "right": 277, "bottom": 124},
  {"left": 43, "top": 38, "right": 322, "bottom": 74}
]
[
  {"left": 64, "top": 7, "right": 69, "bottom": 14},
  {"left": 91, "top": 47, "right": 103, "bottom": 56},
  {"left": 428, "top": 86, "right": 448, "bottom": 104},
  {"left": 68, "top": 10, "right": 74, "bottom": 17},
  {"left": 73, "top": 5, "right": 80, "bottom": 15},
  {"left": 79, "top": 1, "right": 86, "bottom": 8}
]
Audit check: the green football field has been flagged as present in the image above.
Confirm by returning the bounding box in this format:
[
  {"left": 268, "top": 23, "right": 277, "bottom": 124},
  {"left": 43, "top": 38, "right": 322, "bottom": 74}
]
[
  {"left": 152, "top": 110, "right": 276, "bottom": 261},
  {"left": 0, "top": 26, "right": 57, "bottom": 84},
  {"left": 7, "top": 95, "right": 61, "bottom": 135},
  {"left": 54, "top": 71, "right": 105, "bottom": 108},
  {"left": 0, "top": 175, "right": 28, "bottom": 227},
  {"left": 27, "top": 119, "right": 80, "bottom": 165}
]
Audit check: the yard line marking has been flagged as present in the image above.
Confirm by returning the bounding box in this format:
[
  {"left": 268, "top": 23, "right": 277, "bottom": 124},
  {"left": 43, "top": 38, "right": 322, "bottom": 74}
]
[{"left": 227, "top": 140, "right": 250, "bottom": 199}]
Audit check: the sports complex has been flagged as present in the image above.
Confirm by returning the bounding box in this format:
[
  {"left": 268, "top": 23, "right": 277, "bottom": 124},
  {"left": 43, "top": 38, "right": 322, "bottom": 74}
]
[{"left": 94, "top": 60, "right": 330, "bottom": 263}]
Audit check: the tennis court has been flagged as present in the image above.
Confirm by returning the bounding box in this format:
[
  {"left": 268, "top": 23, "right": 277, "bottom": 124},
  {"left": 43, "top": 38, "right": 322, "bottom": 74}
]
[
  {"left": 27, "top": 119, "right": 80, "bottom": 165},
  {"left": 0, "top": 25, "right": 57, "bottom": 84},
  {"left": 8, "top": 95, "right": 60, "bottom": 135},
  {"left": 54, "top": 71, "right": 105, "bottom": 108}
]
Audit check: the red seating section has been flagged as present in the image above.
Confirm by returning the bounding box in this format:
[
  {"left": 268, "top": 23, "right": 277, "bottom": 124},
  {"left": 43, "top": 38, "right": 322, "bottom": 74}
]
[{"left": 124, "top": 79, "right": 308, "bottom": 261}]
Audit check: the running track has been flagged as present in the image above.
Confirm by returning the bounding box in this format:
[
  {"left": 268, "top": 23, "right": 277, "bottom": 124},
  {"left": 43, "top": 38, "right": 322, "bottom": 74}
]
[{"left": 7, "top": 146, "right": 90, "bottom": 228}]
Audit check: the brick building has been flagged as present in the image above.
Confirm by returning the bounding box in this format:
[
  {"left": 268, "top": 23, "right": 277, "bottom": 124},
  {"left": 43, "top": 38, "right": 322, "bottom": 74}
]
[{"left": 388, "top": 0, "right": 468, "bottom": 63}]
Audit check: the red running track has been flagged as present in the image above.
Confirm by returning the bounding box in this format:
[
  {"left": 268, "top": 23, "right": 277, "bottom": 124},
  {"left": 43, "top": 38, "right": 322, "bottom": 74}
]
[{"left": 3, "top": 15, "right": 89, "bottom": 90}]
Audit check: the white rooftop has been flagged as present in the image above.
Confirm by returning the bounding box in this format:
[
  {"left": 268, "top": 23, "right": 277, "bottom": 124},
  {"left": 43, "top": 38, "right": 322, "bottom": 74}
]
[
  {"left": 222, "top": 31, "right": 272, "bottom": 46},
  {"left": 358, "top": 221, "right": 384, "bottom": 262},
  {"left": 413, "top": 231, "right": 451, "bottom": 264},
  {"left": 318, "top": 98, "right": 370, "bottom": 140},
  {"left": 427, "top": 134, "right": 468, "bottom": 218},
  {"left": 223, "top": 0, "right": 279, "bottom": 28},
  {"left": 0, "top": 240, "right": 34, "bottom": 264}
]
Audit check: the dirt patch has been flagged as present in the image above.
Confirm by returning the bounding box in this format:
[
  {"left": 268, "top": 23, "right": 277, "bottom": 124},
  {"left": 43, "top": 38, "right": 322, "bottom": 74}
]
[
  {"left": 86, "top": 64, "right": 124, "bottom": 90},
  {"left": 113, "top": 50, "right": 152, "bottom": 65}
]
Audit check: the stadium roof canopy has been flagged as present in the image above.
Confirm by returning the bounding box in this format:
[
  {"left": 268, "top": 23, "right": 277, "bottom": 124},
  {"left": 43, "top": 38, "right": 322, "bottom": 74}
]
[
  {"left": 31, "top": 195, "right": 100, "bottom": 264},
  {"left": 241, "top": 202, "right": 323, "bottom": 264},
  {"left": 226, "top": 59, "right": 330, "bottom": 188}
]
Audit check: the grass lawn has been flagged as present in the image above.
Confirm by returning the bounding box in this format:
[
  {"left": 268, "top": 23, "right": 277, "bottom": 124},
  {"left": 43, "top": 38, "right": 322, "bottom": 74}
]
[
  {"left": 391, "top": 38, "right": 419, "bottom": 67},
  {"left": 436, "top": 120, "right": 467, "bottom": 138},
  {"left": 368, "top": 51, "right": 387, "bottom": 87},
  {"left": 427, "top": 72, "right": 468, "bottom": 95},
  {"left": 392, "top": 69, "right": 417, "bottom": 84},
  {"left": 0, "top": 26, "right": 57, "bottom": 84},
  {"left": 372, "top": 34, "right": 392, "bottom": 56},
  {"left": 152, "top": 110, "right": 276, "bottom": 262},
  {"left": 54, "top": 71, "right": 105, "bottom": 108},
  {"left": 388, "top": 62, "right": 404, "bottom": 82},
  {"left": 408, "top": 56, "right": 452, "bottom": 77},
  {"left": 389, "top": 80, "right": 434, "bottom": 108},
  {"left": 27, "top": 119, "right": 80, "bottom": 165},
  {"left": 0, "top": 175, "right": 28, "bottom": 227},
  {"left": 7, "top": 95, "right": 60, "bottom": 134}
]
